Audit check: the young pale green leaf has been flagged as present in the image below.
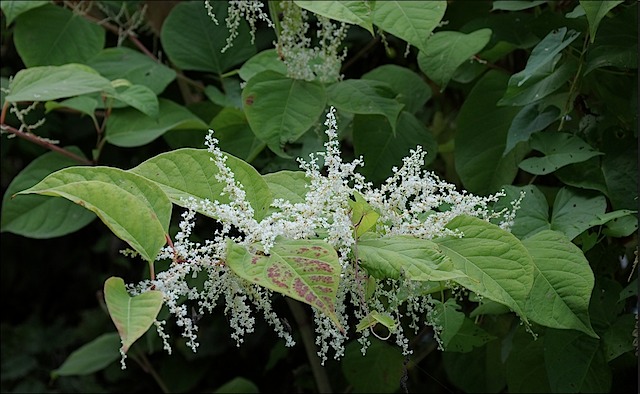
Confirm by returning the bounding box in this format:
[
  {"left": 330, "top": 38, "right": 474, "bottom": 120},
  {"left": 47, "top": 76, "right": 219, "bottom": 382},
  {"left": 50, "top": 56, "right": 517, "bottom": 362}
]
[
  {"left": 106, "top": 98, "right": 208, "bottom": 147},
  {"left": 238, "top": 49, "right": 288, "bottom": 82},
  {"left": 326, "top": 79, "right": 403, "bottom": 132},
  {"left": 522, "top": 230, "right": 597, "bottom": 338},
  {"left": 1, "top": 148, "right": 95, "bottom": 239},
  {"left": 544, "top": 328, "right": 607, "bottom": 393},
  {"left": 13, "top": 5, "right": 104, "bottom": 67},
  {"left": 417, "top": 28, "right": 492, "bottom": 90},
  {"left": 109, "top": 84, "right": 159, "bottom": 118},
  {"left": 294, "top": 1, "right": 374, "bottom": 34},
  {"left": 372, "top": 1, "right": 446, "bottom": 52},
  {"left": 263, "top": 170, "right": 310, "bottom": 205},
  {"left": 342, "top": 339, "right": 405, "bottom": 393},
  {"left": 455, "top": 71, "right": 524, "bottom": 195},
  {"left": 580, "top": 0, "right": 623, "bottom": 43},
  {"left": 355, "top": 310, "right": 397, "bottom": 333},
  {"left": 348, "top": 191, "right": 379, "bottom": 238},
  {"left": 130, "top": 148, "right": 273, "bottom": 222},
  {"left": 509, "top": 27, "right": 580, "bottom": 87},
  {"left": 353, "top": 112, "right": 437, "bottom": 184},
  {"left": 51, "top": 333, "right": 121, "bottom": 377},
  {"left": 86, "top": 47, "right": 176, "bottom": 95},
  {"left": 519, "top": 132, "right": 603, "bottom": 175},
  {"left": 492, "top": 185, "right": 550, "bottom": 239},
  {"left": 434, "top": 215, "right": 534, "bottom": 322},
  {"left": 16, "top": 167, "right": 171, "bottom": 262},
  {"left": 104, "top": 277, "right": 164, "bottom": 354},
  {"left": 211, "top": 107, "right": 265, "bottom": 162},
  {"left": 503, "top": 104, "right": 560, "bottom": 156},
  {"left": 498, "top": 58, "right": 577, "bottom": 106},
  {"left": 6, "top": 64, "right": 113, "bottom": 103},
  {"left": 362, "top": 64, "right": 432, "bottom": 114},
  {"left": 357, "top": 236, "right": 465, "bottom": 282},
  {"left": 242, "top": 71, "right": 326, "bottom": 156},
  {"left": 1, "top": 0, "right": 49, "bottom": 25},
  {"left": 226, "top": 239, "right": 343, "bottom": 331},
  {"left": 160, "top": 1, "right": 255, "bottom": 73},
  {"left": 550, "top": 187, "right": 607, "bottom": 240}
]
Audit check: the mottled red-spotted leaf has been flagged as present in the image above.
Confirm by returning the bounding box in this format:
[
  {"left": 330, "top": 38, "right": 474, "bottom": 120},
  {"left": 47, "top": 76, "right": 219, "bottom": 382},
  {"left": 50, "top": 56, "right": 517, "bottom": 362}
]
[{"left": 226, "top": 238, "right": 343, "bottom": 332}]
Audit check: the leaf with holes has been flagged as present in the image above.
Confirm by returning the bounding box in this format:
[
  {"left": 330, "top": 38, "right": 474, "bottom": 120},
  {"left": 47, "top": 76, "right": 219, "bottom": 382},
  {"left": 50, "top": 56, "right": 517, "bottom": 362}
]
[
  {"left": 104, "top": 277, "right": 163, "bottom": 354},
  {"left": 226, "top": 239, "right": 343, "bottom": 331}
]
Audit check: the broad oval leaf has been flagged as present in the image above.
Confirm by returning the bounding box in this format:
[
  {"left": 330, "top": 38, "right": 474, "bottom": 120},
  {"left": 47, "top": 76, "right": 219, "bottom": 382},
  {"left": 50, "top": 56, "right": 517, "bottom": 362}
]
[
  {"left": 6, "top": 64, "right": 113, "bottom": 103},
  {"left": 86, "top": 47, "right": 176, "bottom": 95},
  {"left": 372, "top": 1, "right": 446, "bottom": 52},
  {"left": 161, "top": 1, "right": 255, "bottom": 73},
  {"left": 294, "top": 1, "right": 374, "bottom": 34},
  {"left": 418, "top": 28, "right": 492, "bottom": 90},
  {"left": 226, "top": 239, "right": 343, "bottom": 331},
  {"left": 106, "top": 98, "right": 208, "bottom": 147},
  {"left": 13, "top": 4, "right": 104, "bottom": 67},
  {"left": 1, "top": 148, "right": 95, "bottom": 238},
  {"left": 104, "top": 277, "right": 164, "bottom": 353},
  {"left": 519, "top": 132, "right": 603, "bottom": 175},
  {"left": 550, "top": 187, "right": 607, "bottom": 240},
  {"left": 522, "top": 230, "right": 597, "bottom": 337},
  {"left": 492, "top": 184, "right": 550, "bottom": 239},
  {"left": 16, "top": 167, "right": 171, "bottom": 262},
  {"left": 238, "top": 49, "right": 288, "bottom": 82},
  {"left": 211, "top": 107, "right": 266, "bottom": 162},
  {"left": 242, "top": 71, "right": 327, "bottom": 156},
  {"left": 1, "top": 0, "right": 49, "bottom": 25},
  {"left": 580, "top": 0, "right": 624, "bottom": 43},
  {"left": 130, "top": 148, "right": 273, "bottom": 222},
  {"left": 362, "top": 64, "right": 432, "bottom": 114},
  {"left": 52, "top": 333, "right": 121, "bottom": 377},
  {"left": 503, "top": 104, "right": 561, "bottom": 156},
  {"left": 434, "top": 215, "right": 535, "bottom": 321},
  {"left": 109, "top": 84, "right": 159, "bottom": 118},
  {"left": 342, "top": 339, "right": 405, "bottom": 393},
  {"left": 263, "top": 170, "right": 310, "bottom": 205},
  {"left": 357, "top": 236, "right": 465, "bottom": 282}
]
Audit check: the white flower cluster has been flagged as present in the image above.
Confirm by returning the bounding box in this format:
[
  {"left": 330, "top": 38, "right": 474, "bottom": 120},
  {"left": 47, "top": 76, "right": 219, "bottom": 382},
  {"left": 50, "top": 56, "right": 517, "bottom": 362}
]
[{"left": 130, "top": 106, "right": 518, "bottom": 364}]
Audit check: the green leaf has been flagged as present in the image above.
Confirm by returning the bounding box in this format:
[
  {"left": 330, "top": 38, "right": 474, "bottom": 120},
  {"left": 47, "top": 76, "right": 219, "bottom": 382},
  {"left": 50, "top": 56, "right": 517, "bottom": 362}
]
[
  {"left": 110, "top": 84, "right": 159, "bottom": 118},
  {"left": 106, "top": 98, "right": 208, "bottom": 147},
  {"left": 602, "top": 313, "right": 636, "bottom": 362},
  {"left": 326, "top": 79, "right": 403, "bottom": 132},
  {"left": 506, "top": 327, "right": 550, "bottom": 393},
  {"left": 544, "top": 328, "right": 610, "bottom": 393},
  {"left": 160, "top": 1, "right": 255, "bottom": 73},
  {"left": 504, "top": 104, "right": 560, "bottom": 156},
  {"left": 226, "top": 238, "right": 343, "bottom": 331},
  {"left": 263, "top": 170, "right": 310, "bottom": 205},
  {"left": 130, "top": 148, "right": 273, "bottom": 222},
  {"left": 555, "top": 157, "right": 608, "bottom": 195},
  {"left": 491, "top": 1, "right": 547, "bottom": 11},
  {"left": 357, "top": 236, "right": 465, "bottom": 282},
  {"left": 348, "top": 191, "right": 379, "bottom": 238},
  {"left": 498, "top": 58, "right": 577, "bottom": 106},
  {"left": 295, "top": 1, "right": 374, "bottom": 34},
  {"left": 417, "top": 28, "right": 492, "bottom": 90},
  {"left": 213, "top": 377, "right": 260, "bottom": 394},
  {"left": 430, "top": 299, "right": 465, "bottom": 348},
  {"left": 51, "top": 333, "right": 121, "bottom": 377},
  {"left": 0, "top": 0, "right": 49, "bottom": 25},
  {"left": 1, "top": 148, "right": 95, "bottom": 239},
  {"left": 210, "top": 107, "right": 265, "bottom": 163},
  {"left": 86, "top": 47, "right": 177, "bottom": 95},
  {"left": 455, "top": 71, "right": 524, "bottom": 195},
  {"left": 522, "top": 230, "right": 597, "bottom": 337},
  {"left": 584, "top": 5, "right": 637, "bottom": 74},
  {"left": 353, "top": 112, "right": 438, "bottom": 184},
  {"left": 602, "top": 214, "right": 638, "bottom": 238},
  {"left": 238, "top": 49, "right": 287, "bottom": 82},
  {"left": 550, "top": 187, "right": 607, "bottom": 240},
  {"left": 104, "top": 277, "right": 164, "bottom": 353},
  {"left": 13, "top": 4, "right": 105, "bottom": 67},
  {"left": 509, "top": 27, "right": 580, "bottom": 87},
  {"left": 45, "top": 96, "right": 98, "bottom": 122},
  {"left": 242, "top": 71, "right": 326, "bottom": 156},
  {"left": 519, "top": 132, "right": 603, "bottom": 175},
  {"left": 362, "top": 65, "right": 431, "bottom": 114},
  {"left": 434, "top": 215, "right": 534, "bottom": 321},
  {"left": 356, "top": 310, "right": 398, "bottom": 333},
  {"left": 6, "top": 64, "right": 113, "bottom": 103},
  {"left": 443, "top": 338, "right": 507, "bottom": 393},
  {"left": 580, "top": 0, "right": 623, "bottom": 42},
  {"left": 342, "top": 339, "right": 405, "bottom": 393},
  {"left": 601, "top": 132, "right": 637, "bottom": 211},
  {"left": 492, "top": 185, "right": 550, "bottom": 239},
  {"left": 372, "top": 1, "right": 447, "bottom": 52},
  {"left": 17, "top": 167, "right": 171, "bottom": 262}
]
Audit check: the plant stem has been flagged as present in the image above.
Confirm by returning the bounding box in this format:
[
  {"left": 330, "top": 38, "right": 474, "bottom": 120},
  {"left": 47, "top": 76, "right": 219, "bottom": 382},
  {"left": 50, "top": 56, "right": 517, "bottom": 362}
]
[
  {"left": 558, "top": 34, "right": 589, "bottom": 131},
  {"left": 286, "top": 298, "right": 333, "bottom": 393}
]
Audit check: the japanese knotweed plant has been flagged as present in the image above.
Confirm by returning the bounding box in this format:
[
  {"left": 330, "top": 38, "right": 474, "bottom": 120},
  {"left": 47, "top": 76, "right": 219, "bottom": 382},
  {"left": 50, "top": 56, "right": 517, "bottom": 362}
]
[{"left": 17, "top": 107, "right": 598, "bottom": 367}]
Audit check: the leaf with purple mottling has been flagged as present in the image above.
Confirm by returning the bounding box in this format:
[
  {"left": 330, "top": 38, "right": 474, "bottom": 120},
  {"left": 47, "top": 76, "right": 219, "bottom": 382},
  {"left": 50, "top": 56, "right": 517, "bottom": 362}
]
[{"left": 226, "top": 238, "right": 343, "bottom": 331}]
